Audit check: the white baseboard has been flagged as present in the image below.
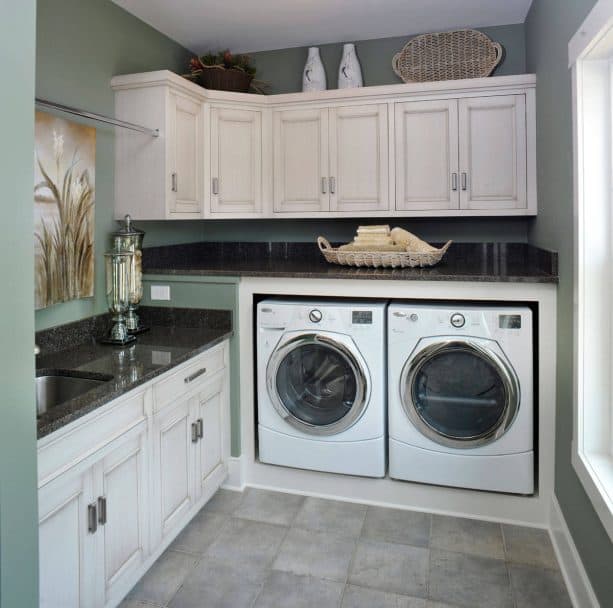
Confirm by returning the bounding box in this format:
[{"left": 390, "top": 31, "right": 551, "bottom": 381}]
[
  {"left": 549, "top": 495, "right": 600, "bottom": 608},
  {"left": 222, "top": 456, "right": 246, "bottom": 491}
]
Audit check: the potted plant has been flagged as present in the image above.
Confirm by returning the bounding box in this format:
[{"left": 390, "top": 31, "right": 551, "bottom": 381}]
[{"left": 184, "top": 50, "right": 258, "bottom": 93}]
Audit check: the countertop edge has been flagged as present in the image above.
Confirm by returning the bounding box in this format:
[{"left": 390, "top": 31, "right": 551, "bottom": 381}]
[
  {"left": 143, "top": 268, "right": 559, "bottom": 284},
  {"left": 37, "top": 330, "right": 233, "bottom": 441}
]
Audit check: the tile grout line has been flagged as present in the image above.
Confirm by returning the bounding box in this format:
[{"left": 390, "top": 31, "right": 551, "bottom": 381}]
[
  {"left": 165, "top": 491, "right": 246, "bottom": 608},
  {"left": 338, "top": 503, "right": 370, "bottom": 606},
  {"left": 251, "top": 493, "right": 303, "bottom": 606},
  {"left": 426, "top": 513, "right": 433, "bottom": 601}
]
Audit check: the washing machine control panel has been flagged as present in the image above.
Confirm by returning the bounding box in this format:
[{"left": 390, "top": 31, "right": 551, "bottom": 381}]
[
  {"left": 450, "top": 313, "right": 466, "bottom": 328},
  {"left": 308, "top": 309, "right": 323, "bottom": 323}
]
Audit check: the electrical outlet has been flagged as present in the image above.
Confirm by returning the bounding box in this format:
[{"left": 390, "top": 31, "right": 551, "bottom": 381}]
[{"left": 150, "top": 285, "right": 171, "bottom": 301}]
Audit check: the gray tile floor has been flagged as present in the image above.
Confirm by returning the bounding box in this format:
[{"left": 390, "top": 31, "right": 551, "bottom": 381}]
[{"left": 122, "top": 488, "right": 571, "bottom": 608}]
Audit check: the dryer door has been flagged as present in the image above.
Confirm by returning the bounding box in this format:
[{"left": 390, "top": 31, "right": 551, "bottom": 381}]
[
  {"left": 401, "top": 338, "right": 520, "bottom": 449},
  {"left": 267, "top": 333, "right": 369, "bottom": 435}
]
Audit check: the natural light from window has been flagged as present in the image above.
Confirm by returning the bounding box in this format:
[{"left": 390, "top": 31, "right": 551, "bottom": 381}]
[{"left": 570, "top": 0, "right": 613, "bottom": 542}]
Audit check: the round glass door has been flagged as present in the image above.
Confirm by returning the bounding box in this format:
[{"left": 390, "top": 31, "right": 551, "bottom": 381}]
[
  {"left": 401, "top": 340, "right": 520, "bottom": 448},
  {"left": 267, "top": 334, "right": 368, "bottom": 435}
]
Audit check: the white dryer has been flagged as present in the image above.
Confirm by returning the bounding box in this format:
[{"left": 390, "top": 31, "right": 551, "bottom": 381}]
[
  {"left": 388, "top": 303, "right": 534, "bottom": 494},
  {"left": 257, "top": 299, "right": 387, "bottom": 478}
]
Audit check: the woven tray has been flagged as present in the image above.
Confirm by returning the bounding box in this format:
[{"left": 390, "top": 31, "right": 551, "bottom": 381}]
[
  {"left": 317, "top": 237, "right": 452, "bottom": 269},
  {"left": 393, "top": 29, "right": 503, "bottom": 83}
]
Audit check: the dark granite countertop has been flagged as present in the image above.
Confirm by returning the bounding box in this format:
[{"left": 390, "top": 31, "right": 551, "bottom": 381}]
[
  {"left": 143, "top": 241, "right": 558, "bottom": 284},
  {"left": 36, "top": 307, "right": 232, "bottom": 439}
]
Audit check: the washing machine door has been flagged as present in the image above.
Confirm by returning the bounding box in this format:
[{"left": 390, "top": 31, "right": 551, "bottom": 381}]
[
  {"left": 401, "top": 338, "right": 520, "bottom": 449},
  {"left": 267, "top": 332, "right": 369, "bottom": 435}
]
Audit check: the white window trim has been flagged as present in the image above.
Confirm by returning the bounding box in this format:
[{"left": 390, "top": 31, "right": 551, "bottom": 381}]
[{"left": 570, "top": 0, "right": 613, "bottom": 543}]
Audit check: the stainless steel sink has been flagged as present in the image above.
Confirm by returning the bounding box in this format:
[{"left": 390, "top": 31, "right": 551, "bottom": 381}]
[{"left": 36, "top": 371, "right": 112, "bottom": 416}]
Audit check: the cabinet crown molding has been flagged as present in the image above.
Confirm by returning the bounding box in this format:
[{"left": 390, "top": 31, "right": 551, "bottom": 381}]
[{"left": 111, "top": 69, "right": 536, "bottom": 106}]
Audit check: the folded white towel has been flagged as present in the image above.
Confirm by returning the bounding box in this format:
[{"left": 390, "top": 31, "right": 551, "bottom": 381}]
[{"left": 356, "top": 225, "right": 390, "bottom": 235}]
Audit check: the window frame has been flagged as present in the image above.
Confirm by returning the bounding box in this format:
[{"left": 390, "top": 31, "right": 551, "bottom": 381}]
[{"left": 570, "top": 0, "right": 613, "bottom": 542}]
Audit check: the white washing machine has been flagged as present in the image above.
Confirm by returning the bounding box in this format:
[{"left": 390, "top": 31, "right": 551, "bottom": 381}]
[
  {"left": 388, "top": 303, "right": 534, "bottom": 494},
  {"left": 257, "top": 299, "right": 387, "bottom": 477}
]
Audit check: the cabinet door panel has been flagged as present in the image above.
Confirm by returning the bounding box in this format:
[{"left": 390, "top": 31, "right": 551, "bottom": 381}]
[
  {"left": 99, "top": 432, "right": 148, "bottom": 603},
  {"left": 168, "top": 91, "right": 203, "bottom": 215},
  {"left": 210, "top": 108, "right": 262, "bottom": 214},
  {"left": 395, "top": 100, "right": 459, "bottom": 211},
  {"left": 200, "top": 391, "right": 223, "bottom": 482},
  {"left": 330, "top": 104, "right": 389, "bottom": 212},
  {"left": 39, "top": 468, "right": 96, "bottom": 608},
  {"left": 459, "top": 95, "right": 527, "bottom": 210},
  {"left": 154, "top": 399, "right": 196, "bottom": 540},
  {"left": 273, "top": 108, "right": 329, "bottom": 212}
]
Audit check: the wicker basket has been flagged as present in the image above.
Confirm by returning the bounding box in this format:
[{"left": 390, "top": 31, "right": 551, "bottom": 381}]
[
  {"left": 317, "top": 237, "right": 452, "bottom": 269},
  {"left": 195, "top": 66, "right": 253, "bottom": 92},
  {"left": 392, "top": 29, "right": 503, "bottom": 83}
]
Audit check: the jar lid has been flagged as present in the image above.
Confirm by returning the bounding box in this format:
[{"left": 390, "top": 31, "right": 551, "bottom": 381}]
[{"left": 112, "top": 214, "right": 145, "bottom": 237}]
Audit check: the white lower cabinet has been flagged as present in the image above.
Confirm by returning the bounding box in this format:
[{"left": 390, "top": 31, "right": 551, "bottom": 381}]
[
  {"left": 39, "top": 464, "right": 97, "bottom": 608},
  {"left": 151, "top": 370, "right": 228, "bottom": 546},
  {"left": 38, "top": 341, "right": 230, "bottom": 608},
  {"left": 96, "top": 431, "right": 149, "bottom": 606},
  {"left": 151, "top": 394, "right": 198, "bottom": 545},
  {"left": 196, "top": 373, "right": 227, "bottom": 490},
  {"left": 39, "top": 424, "right": 148, "bottom": 608}
]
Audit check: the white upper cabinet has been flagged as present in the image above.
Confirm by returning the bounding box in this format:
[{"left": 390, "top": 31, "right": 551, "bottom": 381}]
[
  {"left": 209, "top": 106, "right": 263, "bottom": 215},
  {"left": 458, "top": 95, "right": 527, "bottom": 210},
  {"left": 112, "top": 71, "right": 537, "bottom": 218},
  {"left": 273, "top": 108, "right": 329, "bottom": 213},
  {"left": 273, "top": 104, "right": 390, "bottom": 214},
  {"left": 395, "top": 99, "right": 459, "bottom": 211},
  {"left": 329, "top": 104, "right": 389, "bottom": 213},
  {"left": 113, "top": 78, "right": 204, "bottom": 220},
  {"left": 167, "top": 91, "right": 204, "bottom": 216}
]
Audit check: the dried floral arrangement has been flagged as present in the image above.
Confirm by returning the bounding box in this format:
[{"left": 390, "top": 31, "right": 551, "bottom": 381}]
[{"left": 185, "top": 50, "right": 267, "bottom": 93}]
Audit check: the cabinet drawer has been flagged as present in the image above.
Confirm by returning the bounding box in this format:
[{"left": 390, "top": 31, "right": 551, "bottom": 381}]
[
  {"left": 38, "top": 390, "right": 146, "bottom": 487},
  {"left": 153, "top": 345, "right": 225, "bottom": 413}
]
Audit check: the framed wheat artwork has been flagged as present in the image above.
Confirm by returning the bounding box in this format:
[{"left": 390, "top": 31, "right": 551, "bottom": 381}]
[{"left": 34, "top": 111, "right": 95, "bottom": 309}]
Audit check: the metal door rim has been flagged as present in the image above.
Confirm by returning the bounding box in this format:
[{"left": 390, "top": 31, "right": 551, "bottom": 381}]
[
  {"left": 400, "top": 338, "right": 520, "bottom": 449},
  {"left": 267, "top": 332, "right": 369, "bottom": 436}
]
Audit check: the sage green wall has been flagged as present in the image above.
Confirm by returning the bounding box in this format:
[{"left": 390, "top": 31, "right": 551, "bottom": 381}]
[
  {"left": 0, "top": 1, "right": 39, "bottom": 606},
  {"left": 526, "top": 0, "right": 613, "bottom": 604},
  {"left": 35, "top": 0, "right": 191, "bottom": 331},
  {"left": 250, "top": 23, "right": 526, "bottom": 94},
  {"left": 140, "top": 217, "right": 531, "bottom": 247}
]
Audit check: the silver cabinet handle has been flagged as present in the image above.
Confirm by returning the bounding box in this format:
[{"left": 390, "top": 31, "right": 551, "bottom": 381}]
[
  {"left": 329, "top": 176, "right": 336, "bottom": 194},
  {"left": 321, "top": 177, "right": 327, "bottom": 194},
  {"left": 191, "top": 422, "right": 199, "bottom": 443},
  {"left": 197, "top": 418, "right": 204, "bottom": 439},
  {"left": 171, "top": 172, "right": 178, "bottom": 192},
  {"left": 98, "top": 496, "right": 107, "bottom": 526},
  {"left": 212, "top": 177, "right": 219, "bottom": 195},
  {"left": 88, "top": 503, "right": 97, "bottom": 534},
  {"left": 451, "top": 173, "right": 458, "bottom": 191},
  {"left": 185, "top": 367, "right": 207, "bottom": 384},
  {"left": 461, "top": 172, "right": 468, "bottom": 191}
]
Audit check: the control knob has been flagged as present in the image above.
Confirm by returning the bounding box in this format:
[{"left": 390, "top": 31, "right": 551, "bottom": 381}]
[
  {"left": 309, "top": 309, "right": 323, "bottom": 323},
  {"left": 450, "top": 313, "right": 466, "bottom": 328}
]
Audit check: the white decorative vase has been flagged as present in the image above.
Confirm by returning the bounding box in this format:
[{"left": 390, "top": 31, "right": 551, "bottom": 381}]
[
  {"left": 338, "top": 43, "right": 363, "bottom": 89},
  {"left": 302, "top": 47, "right": 327, "bottom": 92}
]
